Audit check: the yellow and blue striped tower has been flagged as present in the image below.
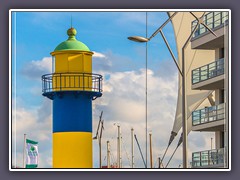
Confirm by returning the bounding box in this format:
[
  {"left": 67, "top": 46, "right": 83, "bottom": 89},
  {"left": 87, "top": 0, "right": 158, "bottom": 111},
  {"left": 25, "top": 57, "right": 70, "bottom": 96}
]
[{"left": 42, "top": 27, "right": 103, "bottom": 168}]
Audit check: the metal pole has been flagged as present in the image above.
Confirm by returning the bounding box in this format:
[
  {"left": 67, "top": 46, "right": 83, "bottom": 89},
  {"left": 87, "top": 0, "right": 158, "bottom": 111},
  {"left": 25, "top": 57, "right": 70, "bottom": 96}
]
[
  {"left": 182, "top": 47, "right": 187, "bottom": 168},
  {"left": 145, "top": 11, "right": 148, "bottom": 169},
  {"left": 117, "top": 125, "right": 122, "bottom": 168},
  {"left": 158, "top": 157, "right": 161, "bottom": 168},
  {"left": 165, "top": 145, "right": 178, "bottom": 168},
  {"left": 94, "top": 111, "right": 102, "bottom": 139},
  {"left": 107, "top": 141, "right": 110, "bottom": 168},
  {"left": 148, "top": 12, "right": 178, "bottom": 40},
  {"left": 23, "top": 134, "right": 26, "bottom": 168},
  {"left": 131, "top": 128, "right": 134, "bottom": 168},
  {"left": 119, "top": 126, "right": 122, "bottom": 168},
  {"left": 117, "top": 135, "right": 119, "bottom": 168},
  {"left": 159, "top": 30, "right": 183, "bottom": 76},
  {"left": 181, "top": 18, "right": 200, "bottom": 168},
  {"left": 134, "top": 134, "right": 147, "bottom": 168},
  {"left": 99, "top": 140, "right": 101, "bottom": 168},
  {"left": 149, "top": 133, "right": 153, "bottom": 168},
  {"left": 99, "top": 120, "right": 104, "bottom": 168},
  {"left": 117, "top": 126, "right": 119, "bottom": 168}
]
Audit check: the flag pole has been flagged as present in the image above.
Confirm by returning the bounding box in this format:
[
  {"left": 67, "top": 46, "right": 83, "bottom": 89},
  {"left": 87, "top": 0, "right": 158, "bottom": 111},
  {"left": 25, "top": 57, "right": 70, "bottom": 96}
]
[{"left": 23, "top": 134, "right": 26, "bottom": 168}]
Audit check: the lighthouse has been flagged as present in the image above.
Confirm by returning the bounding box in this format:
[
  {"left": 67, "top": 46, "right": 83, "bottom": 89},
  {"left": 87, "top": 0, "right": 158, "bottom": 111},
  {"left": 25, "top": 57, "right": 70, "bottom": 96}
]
[{"left": 42, "top": 27, "right": 103, "bottom": 168}]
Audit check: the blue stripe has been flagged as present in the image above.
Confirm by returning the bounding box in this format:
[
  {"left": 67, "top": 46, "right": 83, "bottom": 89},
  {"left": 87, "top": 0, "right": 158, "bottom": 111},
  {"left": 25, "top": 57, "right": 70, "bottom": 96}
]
[{"left": 53, "top": 92, "right": 92, "bottom": 132}]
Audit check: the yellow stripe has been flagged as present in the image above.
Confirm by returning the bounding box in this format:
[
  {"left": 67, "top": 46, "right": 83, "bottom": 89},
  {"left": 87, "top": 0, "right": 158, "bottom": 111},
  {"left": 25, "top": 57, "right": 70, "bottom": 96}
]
[{"left": 53, "top": 132, "right": 92, "bottom": 168}]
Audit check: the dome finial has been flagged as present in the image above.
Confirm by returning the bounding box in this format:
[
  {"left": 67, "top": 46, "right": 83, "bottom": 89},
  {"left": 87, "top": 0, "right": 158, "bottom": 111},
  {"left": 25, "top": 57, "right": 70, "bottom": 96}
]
[
  {"left": 67, "top": 27, "right": 77, "bottom": 40},
  {"left": 54, "top": 26, "right": 90, "bottom": 52}
]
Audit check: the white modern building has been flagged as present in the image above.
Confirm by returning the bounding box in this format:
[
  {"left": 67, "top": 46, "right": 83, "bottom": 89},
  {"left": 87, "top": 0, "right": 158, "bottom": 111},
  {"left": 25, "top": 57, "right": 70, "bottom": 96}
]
[{"left": 170, "top": 11, "right": 229, "bottom": 168}]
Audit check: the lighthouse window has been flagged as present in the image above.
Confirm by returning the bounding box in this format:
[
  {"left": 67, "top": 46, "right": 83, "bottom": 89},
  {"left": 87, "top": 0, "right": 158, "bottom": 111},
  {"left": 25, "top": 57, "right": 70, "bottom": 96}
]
[{"left": 52, "top": 56, "right": 55, "bottom": 72}]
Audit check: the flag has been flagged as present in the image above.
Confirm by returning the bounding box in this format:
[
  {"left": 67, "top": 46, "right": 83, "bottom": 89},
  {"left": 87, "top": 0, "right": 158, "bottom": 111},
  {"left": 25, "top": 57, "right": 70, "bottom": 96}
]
[{"left": 25, "top": 139, "right": 38, "bottom": 168}]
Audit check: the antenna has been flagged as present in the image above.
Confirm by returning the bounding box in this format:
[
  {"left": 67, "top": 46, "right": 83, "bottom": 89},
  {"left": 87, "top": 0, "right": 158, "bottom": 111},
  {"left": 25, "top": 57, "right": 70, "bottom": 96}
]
[{"left": 71, "top": 15, "right": 73, "bottom": 28}]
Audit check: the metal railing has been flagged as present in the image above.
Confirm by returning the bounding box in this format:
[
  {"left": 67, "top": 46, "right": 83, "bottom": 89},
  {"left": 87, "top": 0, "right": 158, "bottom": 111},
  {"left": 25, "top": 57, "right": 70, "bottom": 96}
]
[
  {"left": 192, "top": 148, "right": 224, "bottom": 168},
  {"left": 192, "top": 58, "right": 224, "bottom": 84},
  {"left": 42, "top": 72, "right": 103, "bottom": 94},
  {"left": 192, "top": 11, "right": 229, "bottom": 38},
  {"left": 192, "top": 103, "right": 225, "bottom": 126}
]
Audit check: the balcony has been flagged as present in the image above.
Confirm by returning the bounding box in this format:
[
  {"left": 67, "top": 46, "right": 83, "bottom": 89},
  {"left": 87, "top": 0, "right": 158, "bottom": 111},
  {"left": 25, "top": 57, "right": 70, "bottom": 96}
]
[
  {"left": 191, "top": 12, "right": 229, "bottom": 49},
  {"left": 192, "top": 148, "right": 224, "bottom": 168},
  {"left": 42, "top": 72, "right": 103, "bottom": 100},
  {"left": 192, "top": 58, "right": 224, "bottom": 90},
  {"left": 192, "top": 103, "right": 225, "bottom": 132}
]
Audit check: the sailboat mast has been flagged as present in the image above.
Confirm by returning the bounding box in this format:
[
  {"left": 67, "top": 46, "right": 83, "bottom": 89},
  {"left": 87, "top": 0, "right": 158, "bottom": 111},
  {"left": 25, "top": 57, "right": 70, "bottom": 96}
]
[
  {"left": 107, "top": 141, "right": 110, "bottom": 168},
  {"left": 149, "top": 132, "right": 153, "bottom": 168},
  {"left": 131, "top": 128, "right": 134, "bottom": 168},
  {"left": 117, "top": 125, "right": 122, "bottom": 168}
]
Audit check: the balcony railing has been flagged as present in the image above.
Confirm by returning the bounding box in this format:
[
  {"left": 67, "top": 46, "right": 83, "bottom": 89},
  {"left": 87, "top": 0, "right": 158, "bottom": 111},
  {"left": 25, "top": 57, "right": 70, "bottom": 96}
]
[
  {"left": 192, "top": 11, "right": 229, "bottom": 38},
  {"left": 192, "top": 103, "right": 225, "bottom": 126},
  {"left": 42, "top": 72, "right": 103, "bottom": 95},
  {"left": 192, "top": 148, "right": 224, "bottom": 168},
  {"left": 192, "top": 58, "right": 224, "bottom": 84}
]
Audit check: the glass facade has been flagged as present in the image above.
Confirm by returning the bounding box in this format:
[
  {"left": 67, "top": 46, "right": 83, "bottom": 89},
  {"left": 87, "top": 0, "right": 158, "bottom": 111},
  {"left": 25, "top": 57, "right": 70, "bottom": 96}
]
[
  {"left": 192, "top": 11, "right": 229, "bottom": 38},
  {"left": 192, "top": 58, "right": 224, "bottom": 84},
  {"left": 192, "top": 148, "right": 224, "bottom": 168},
  {"left": 192, "top": 103, "right": 225, "bottom": 126}
]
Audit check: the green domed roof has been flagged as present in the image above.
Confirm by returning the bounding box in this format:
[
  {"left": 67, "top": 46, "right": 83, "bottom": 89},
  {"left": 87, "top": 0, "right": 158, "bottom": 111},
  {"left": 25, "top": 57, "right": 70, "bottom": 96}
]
[{"left": 54, "top": 27, "right": 90, "bottom": 52}]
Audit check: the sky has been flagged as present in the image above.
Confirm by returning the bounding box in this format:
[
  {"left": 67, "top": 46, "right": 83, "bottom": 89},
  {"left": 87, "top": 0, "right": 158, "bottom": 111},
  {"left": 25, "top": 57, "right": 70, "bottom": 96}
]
[{"left": 11, "top": 10, "right": 214, "bottom": 169}]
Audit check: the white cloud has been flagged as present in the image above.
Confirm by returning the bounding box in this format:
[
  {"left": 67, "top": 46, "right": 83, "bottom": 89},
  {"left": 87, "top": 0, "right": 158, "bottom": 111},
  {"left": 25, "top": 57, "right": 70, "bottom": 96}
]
[
  {"left": 93, "top": 51, "right": 106, "bottom": 58},
  {"left": 92, "top": 67, "right": 178, "bottom": 168},
  {"left": 21, "top": 57, "right": 52, "bottom": 79},
  {"left": 92, "top": 50, "right": 141, "bottom": 73}
]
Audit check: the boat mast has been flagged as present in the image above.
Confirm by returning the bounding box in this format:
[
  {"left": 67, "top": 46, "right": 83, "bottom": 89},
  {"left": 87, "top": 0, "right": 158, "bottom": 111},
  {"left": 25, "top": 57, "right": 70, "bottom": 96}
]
[
  {"left": 107, "top": 140, "right": 110, "bottom": 168},
  {"left": 131, "top": 128, "right": 134, "bottom": 168},
  {"left": 117, "top": 125, "right": 122, "bottom": 168},
  {"left": 149, "top": 132, "right": 153, "bottom": 168}
]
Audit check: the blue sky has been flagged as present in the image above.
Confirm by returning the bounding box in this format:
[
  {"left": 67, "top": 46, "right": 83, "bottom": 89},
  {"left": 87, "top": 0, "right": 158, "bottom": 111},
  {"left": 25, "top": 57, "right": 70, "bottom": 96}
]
[
  {"left": 12, "top": 11, "right": 177, "bottom": 106},
  {"left": 11, "top": 10, "right": 213, "bottom": 169}
]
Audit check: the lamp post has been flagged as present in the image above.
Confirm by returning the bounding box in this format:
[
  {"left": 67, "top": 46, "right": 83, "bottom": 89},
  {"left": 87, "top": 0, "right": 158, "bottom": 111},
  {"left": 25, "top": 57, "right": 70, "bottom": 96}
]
[
  {"left": 127, "top": 12, "right": 188, "bottom": 167},
  {"left": 130, "top": 12, "right": 149, "bottom": 168}
]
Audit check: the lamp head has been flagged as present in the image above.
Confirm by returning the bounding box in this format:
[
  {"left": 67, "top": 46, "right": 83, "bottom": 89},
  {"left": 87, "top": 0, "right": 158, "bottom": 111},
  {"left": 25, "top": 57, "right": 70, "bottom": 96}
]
[{"left": 128, "top": 36, "right": 149, "bottom": 42}]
